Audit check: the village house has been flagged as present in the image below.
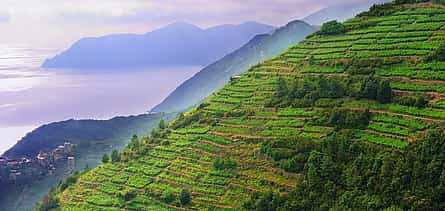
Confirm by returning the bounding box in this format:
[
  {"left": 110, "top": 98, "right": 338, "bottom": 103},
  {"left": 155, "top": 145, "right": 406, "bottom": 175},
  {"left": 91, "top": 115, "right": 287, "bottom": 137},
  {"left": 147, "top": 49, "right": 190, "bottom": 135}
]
[{"left": 0, "top": 141, "right": 75, "bottom": 185}]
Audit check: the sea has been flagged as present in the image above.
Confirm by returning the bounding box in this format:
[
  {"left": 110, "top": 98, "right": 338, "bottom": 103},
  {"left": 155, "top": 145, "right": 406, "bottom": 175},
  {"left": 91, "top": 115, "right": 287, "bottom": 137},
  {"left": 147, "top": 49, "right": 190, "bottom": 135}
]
[{"left": 0, "top": 44, "right": 201, "bottom": 154}]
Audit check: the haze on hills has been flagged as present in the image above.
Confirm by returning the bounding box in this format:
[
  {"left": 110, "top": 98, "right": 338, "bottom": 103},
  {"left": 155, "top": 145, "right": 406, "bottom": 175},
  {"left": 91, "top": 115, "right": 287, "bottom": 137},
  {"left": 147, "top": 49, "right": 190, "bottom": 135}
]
[
  {"left": 152, "top": 20, "right": 318, "bottom": 113},
  {"left": 42, "top": 22, "right": 274, "bottom": 69}
]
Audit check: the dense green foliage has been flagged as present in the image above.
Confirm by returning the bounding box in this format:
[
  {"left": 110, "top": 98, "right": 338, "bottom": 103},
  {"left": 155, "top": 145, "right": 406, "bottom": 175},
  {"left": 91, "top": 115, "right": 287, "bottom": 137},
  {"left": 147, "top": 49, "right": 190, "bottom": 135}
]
[
  {"left": 247, "top": 130, "right": 445, "bottom": 210},
  {"left": 359, "top": 76, "right": 393, "bottom": 103},
  {"left": 329, "top": 109, "right": 372, "bottom": 129},
  {"left": 319, "top": 20, "right": 347, "bottom": 36}
]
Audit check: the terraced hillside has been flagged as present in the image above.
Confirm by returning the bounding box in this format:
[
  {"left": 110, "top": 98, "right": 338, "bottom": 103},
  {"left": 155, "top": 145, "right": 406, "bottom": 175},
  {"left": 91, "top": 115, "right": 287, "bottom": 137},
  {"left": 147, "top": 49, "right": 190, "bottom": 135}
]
[{"left": 49, "top": 1, "right": 445, "bottom": 210}]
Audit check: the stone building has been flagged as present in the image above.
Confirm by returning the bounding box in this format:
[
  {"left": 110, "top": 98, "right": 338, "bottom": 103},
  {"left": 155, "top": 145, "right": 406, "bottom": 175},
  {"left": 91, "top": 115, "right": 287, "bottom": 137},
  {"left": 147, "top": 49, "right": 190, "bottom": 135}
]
[{"left": 66, "top": 156, "right": 75, "bottom": 175}]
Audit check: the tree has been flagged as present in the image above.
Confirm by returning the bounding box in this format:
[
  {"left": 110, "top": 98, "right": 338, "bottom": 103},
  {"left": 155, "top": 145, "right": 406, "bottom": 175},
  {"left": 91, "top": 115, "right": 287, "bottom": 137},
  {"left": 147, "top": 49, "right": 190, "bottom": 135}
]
[
  {"left": 319, "top": 20, "right": 346, "bottom": 36},
  {"left": 102, "top": 154, "right": 109, "bottom": 163},
  {"left": 180, "top": 189, "right": 191, "bottom": 205},
  {"left": 415, "top": 95, "right": 427, "bottom": 108},
  {"left": 268, "top": 77, "right": 289, "bottom": 107},
  {"left": 129, "top": 135, "right": 139, "bottom": 150},
  {"left": 305, "top": 151, "right": 324, "bottom": 190},
  {"left": 111, "top": 150, "right": 120, "bottom": 163},
  {"left": 289, "top": 81, "right": 300, "bottom": 100},
  {"left": 329, "top": 109, "right": 371, "bottom": 129},
  {"left": 277, "top": 77, "right": 289, "bottom": 99},
  {"left": 377, "top": 80, "right": 392, "bottom": 103},
  {"left": 159, "top": 119, "right": 166, "bottom": 129},
  {"left": 359, "top": 76, "right": 380, "bottom": 100}
]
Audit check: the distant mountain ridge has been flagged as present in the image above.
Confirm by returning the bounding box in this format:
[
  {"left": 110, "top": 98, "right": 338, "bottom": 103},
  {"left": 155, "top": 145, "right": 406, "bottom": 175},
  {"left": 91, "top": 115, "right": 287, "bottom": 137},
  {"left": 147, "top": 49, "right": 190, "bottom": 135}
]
[
  {"left": 303, "top": 0, "right": 392, "bottom": 25},
  {"left": 152, "top": 20, "right": 318, "bottom": 113},
  {"left": 42, "top": 22, "right": 274, "bottom": 69}
]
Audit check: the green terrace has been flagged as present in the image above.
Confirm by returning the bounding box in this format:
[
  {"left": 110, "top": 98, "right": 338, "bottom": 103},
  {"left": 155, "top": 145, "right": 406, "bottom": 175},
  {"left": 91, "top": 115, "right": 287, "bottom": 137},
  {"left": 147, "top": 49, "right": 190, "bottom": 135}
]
[{"left": 55, "top": 2, "right": 445, "bottom": 210}]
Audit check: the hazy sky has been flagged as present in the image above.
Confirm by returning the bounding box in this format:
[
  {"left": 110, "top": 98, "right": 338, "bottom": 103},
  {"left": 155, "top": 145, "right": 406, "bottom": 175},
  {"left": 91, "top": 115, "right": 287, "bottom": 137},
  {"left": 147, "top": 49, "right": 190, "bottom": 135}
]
[{"left": 0, "top": 0, "right": 369, "bottom": 49}]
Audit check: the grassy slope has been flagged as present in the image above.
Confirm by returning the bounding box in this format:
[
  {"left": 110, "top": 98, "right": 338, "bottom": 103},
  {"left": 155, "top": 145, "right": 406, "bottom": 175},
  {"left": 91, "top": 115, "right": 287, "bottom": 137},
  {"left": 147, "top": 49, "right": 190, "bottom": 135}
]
[{"left": 57, "top": 2, "right": 445, "bottom": 210}]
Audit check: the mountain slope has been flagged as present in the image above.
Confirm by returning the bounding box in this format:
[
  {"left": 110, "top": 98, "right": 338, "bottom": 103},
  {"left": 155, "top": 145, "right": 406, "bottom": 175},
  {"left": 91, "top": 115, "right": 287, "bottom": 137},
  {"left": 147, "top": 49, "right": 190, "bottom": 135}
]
[
  {"left": 303, "top": 0, "right": 391, "bottom": 25},
  {"left": 52, "top": 1, "right": 445, "bottom": 210},
  {"left": 42, "top": 22, "right": 274, "bottom": 69},
  {"left": 152, "top": 20, "right": 317, "bottom": 113},
  {"left": 0, "top": 113, "right": 175, "bottom": 211}
]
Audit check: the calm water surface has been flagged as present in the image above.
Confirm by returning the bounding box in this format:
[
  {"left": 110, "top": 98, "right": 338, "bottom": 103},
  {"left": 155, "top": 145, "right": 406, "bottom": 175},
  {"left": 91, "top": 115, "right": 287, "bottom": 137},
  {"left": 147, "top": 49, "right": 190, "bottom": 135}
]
[{"left": 0, "top": 45, "right": 201, "bottom": 154}]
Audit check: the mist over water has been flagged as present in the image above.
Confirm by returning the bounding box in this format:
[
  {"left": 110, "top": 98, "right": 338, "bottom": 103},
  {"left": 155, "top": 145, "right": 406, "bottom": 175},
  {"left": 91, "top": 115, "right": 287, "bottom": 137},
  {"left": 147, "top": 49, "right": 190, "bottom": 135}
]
[{"left": 0, "top": 45, "right": 201, "bottom": 154}]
